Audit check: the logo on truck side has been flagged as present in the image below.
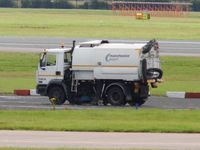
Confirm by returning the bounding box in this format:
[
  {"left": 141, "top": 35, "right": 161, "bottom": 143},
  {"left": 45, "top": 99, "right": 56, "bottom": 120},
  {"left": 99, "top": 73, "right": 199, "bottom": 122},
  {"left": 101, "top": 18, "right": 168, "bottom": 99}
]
[{"left": 105, "top": 53, "right": 130, "bottom": 62}]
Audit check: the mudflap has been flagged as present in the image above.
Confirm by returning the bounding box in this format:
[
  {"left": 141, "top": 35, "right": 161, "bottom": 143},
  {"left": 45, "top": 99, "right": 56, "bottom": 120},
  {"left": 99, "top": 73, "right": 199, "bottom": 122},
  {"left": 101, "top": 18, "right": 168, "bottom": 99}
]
[{"left": 140, "top": 84, "right": 149, "bottom": 99}]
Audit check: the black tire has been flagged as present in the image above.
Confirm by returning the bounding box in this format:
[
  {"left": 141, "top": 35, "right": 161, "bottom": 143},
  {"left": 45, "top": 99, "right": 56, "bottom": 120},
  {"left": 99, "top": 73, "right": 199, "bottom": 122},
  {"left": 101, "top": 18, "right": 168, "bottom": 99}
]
[
  {"left": 107, "top": 86, "right": 125, "bottom": 106},
  {"left": 48, "top": 86, "right": 66, "bottom": 105}
]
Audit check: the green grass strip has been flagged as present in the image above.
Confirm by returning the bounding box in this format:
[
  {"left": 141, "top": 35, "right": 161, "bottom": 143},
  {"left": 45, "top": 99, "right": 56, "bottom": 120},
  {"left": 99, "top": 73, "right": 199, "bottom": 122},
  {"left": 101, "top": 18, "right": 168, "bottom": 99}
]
[
  {"left": 0, "top": 52, "right": 38, "bottom": 93},
  {"left": 0, "top": 109, "right": 200, "bottom": 133},
  {"left": 0, "top": 8, "right": 200, "bottom": 40},
  {"left": 152, "top": 56, "right": 200, "bottom": 95}
]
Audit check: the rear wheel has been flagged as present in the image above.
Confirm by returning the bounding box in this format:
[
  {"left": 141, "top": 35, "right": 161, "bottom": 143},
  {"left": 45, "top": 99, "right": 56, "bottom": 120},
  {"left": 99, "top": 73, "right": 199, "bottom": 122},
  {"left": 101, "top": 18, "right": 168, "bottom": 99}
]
[
  {"left": 107, "top": 86, "right": 125, "bottom": 106},
  {"left": 48, "top": 86, "right": 66, "bottom": 105}
]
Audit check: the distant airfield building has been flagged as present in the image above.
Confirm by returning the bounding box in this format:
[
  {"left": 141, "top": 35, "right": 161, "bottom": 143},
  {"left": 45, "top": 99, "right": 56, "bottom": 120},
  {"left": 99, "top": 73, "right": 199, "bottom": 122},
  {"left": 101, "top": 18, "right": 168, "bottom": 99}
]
[{"left": 112, "top": 1, "right": 192, "bottom": 17}]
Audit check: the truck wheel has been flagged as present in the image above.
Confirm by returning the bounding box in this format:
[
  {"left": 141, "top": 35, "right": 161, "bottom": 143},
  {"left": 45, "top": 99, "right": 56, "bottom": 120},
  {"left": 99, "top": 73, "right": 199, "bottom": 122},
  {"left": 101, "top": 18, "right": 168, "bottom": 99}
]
[
  {"left": 107, "top": 86, "right": 125, "bottom": 106},
  {"left": 48, "top": 86, "right": 66, "bottom": 105}
]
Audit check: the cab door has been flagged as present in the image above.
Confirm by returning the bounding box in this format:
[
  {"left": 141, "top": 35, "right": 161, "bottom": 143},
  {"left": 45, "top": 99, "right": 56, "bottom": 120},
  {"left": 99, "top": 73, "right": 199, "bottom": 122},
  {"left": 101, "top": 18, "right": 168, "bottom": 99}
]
[{"left": 37, "top": 52, "right": 60, "bottom": 85}]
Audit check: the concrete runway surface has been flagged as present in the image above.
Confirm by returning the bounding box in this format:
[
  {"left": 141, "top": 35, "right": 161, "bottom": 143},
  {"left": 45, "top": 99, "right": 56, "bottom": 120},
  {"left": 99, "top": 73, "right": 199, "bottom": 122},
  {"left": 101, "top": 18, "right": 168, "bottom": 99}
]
[
  {"left": 0, "top": 95, "right": 200, "bottom": 110},
  {"left": 0, "top": 36, "right": 200, "bottom": 56},
  {"left": 0, "top": 130, "right": 200, "bottom": 149}
]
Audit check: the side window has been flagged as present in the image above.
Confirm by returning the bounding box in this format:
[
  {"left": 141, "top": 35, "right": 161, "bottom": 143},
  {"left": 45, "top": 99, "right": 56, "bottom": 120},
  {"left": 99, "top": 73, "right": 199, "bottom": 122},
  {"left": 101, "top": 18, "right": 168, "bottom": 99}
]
[
  {"left": 47, "top": 54, "right": 56, "bottom": 66},
  {"left": 64, "top": 52, "right": 72, "bottom": 63}
]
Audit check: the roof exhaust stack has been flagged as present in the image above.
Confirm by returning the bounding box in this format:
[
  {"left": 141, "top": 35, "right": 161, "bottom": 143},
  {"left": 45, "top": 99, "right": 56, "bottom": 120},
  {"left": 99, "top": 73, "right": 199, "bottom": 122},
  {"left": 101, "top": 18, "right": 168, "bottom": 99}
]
[{"left": 72, "top": 40, "right": 76, "bottom": 52}]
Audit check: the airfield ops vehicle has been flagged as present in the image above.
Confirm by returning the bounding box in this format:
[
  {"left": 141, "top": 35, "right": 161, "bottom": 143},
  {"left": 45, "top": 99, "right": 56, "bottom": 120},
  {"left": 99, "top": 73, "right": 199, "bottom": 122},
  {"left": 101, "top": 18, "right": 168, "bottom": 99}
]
[{"left": 36, "top": 39, "right": 163, "bottom": 106}]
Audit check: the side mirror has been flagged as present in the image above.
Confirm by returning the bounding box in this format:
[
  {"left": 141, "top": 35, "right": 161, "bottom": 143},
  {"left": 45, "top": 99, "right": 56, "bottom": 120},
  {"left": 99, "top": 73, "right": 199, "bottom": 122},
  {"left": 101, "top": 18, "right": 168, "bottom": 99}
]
[
  {"left": 40, "top": 52, "right": 47, "bottom": 68},
  {"left": 40, "top": 59, "right": 46, "bottom": 70},
  {"left": 40, "top": 59, "right": 43, "bottom": 68}
]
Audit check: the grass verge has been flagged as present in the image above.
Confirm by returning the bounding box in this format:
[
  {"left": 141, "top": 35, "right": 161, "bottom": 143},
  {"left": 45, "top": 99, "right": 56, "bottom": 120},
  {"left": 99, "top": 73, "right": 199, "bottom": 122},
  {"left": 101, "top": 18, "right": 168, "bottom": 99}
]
[
  {"left": 0, "top": 8, "right": 200, "bottom": 40},
  {"left": 0, "top": 52, "right": 38, "bottom": 94},
  {"left": 152, "top": 56, "right": 200, "bottom": 95},
  {"left": 1, "top": 52, "right": 200, "bottom": 95},
  {"left": 0, "top": 109, "right": 200, "bottom": 133}
]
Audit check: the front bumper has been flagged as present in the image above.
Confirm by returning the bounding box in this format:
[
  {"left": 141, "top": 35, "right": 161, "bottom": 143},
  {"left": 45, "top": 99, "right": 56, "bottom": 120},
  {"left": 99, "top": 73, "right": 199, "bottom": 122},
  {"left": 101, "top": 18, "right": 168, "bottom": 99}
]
[{"left": 36, "top": 84, "right": 47, "bottom": 96}]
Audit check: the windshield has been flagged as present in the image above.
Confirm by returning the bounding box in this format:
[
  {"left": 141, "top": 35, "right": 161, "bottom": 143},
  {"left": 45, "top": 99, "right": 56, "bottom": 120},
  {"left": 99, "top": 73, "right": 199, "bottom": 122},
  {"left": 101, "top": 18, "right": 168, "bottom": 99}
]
[{"left": 40, "top": 52, "right": 56, "bottom": 67}]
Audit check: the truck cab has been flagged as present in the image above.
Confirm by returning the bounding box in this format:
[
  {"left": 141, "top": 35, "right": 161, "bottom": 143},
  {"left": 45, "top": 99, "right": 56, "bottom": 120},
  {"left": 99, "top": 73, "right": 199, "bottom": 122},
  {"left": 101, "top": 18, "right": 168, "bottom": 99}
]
[{"left": 36, "top": 48, "right": 72, "bottom": 97}]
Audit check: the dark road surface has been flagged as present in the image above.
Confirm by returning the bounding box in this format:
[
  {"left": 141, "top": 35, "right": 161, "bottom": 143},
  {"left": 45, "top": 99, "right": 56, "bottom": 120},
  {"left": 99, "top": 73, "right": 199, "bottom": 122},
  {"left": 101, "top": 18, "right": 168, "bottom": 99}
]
[{"left": 0, "top": 95, "right": 200, "bottom": 110}]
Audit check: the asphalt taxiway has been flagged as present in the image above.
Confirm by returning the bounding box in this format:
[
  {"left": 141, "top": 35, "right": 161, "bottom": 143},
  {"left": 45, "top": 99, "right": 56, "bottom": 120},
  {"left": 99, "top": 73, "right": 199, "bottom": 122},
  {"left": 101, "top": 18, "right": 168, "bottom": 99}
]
[{"left": 0, "top": 95, "right": 200, "bottom": 110}]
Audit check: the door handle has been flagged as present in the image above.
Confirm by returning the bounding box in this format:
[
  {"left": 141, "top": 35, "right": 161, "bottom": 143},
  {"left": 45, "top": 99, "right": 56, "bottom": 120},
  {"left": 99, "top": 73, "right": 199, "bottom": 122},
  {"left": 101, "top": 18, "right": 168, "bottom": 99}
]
[
  {"left": 97, "top": 62, "right": 102, "bottom": 66},
  {"left": 56, "top": 71, "right": 61, "bottom": 76}
]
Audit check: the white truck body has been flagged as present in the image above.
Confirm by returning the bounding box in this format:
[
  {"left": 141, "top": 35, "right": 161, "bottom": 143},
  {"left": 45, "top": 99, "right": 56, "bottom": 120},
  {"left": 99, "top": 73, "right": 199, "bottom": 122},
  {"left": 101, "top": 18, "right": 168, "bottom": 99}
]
[{"left": 72, "top": 42, "right": 145, "bottom": 81}]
